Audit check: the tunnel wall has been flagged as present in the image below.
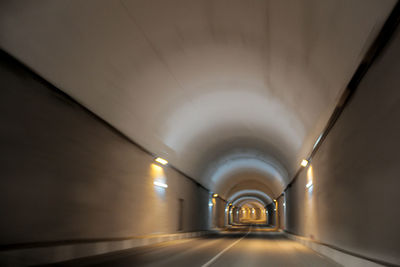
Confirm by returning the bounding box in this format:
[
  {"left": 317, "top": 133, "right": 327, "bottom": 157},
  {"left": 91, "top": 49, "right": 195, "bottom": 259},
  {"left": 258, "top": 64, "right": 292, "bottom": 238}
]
[
  {"left": 0, "top": 50, "right": 210, "bottom": 247},
  {"left": 276, "top": 195, "right": 285, "bottom": 229},
  {"left": 284, "top": 27, "right": 400, "bottom": 265},
  {"left": 266, "top": 203, "right": 276, "bottom": 226},
  {"left": 210, "top": 197, "right": 226, "bottom": 229}
]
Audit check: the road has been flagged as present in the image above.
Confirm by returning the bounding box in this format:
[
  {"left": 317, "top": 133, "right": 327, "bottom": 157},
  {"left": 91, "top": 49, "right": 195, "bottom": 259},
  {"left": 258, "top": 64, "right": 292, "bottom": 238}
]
[{"left": 55, "top": 229, "right": 340, "bottom": 267}]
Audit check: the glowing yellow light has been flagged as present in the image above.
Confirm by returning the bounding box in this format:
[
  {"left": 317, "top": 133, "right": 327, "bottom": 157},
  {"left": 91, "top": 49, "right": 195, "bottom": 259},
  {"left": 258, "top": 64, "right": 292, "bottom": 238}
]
[
  {"left": 229, "top": 203, "right": 232, "bottom": 206},
  {"left": 155, "top": 157, "right": 168, "bottom": 165},
  {"left": 151, "top": 163, "right": 163, "bottom": 173},
  {"left": 212, "top": 193, "right": 218, "bottom": 198},
  {"left": 301, "top": 159, "right": 308, "bottom": 167},
  {"left": 306, "top": 165, "right": 314, "bottom": 189}
]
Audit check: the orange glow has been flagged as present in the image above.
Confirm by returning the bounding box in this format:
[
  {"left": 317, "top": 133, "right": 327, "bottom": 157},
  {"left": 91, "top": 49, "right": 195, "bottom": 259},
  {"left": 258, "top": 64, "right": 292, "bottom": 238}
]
[
  {"left": 307, "top": 165, "right": 314, "bottom": 187},
  {"left": 151, "top": 164, "right": 164, "bottom": 177}
]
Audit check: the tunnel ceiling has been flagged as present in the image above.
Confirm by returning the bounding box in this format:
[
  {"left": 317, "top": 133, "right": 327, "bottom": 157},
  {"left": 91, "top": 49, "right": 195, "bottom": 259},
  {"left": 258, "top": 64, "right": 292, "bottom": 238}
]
[{"left": 0, "top": 0, "right": 395, "bottom": 198}]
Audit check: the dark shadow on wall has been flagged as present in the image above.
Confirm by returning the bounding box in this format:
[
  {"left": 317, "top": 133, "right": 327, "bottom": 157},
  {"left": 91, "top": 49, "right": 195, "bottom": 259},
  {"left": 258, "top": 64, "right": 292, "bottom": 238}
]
[
  {"left": 284, "top": 21, "right": 400, "bottom": 267},
  {"left": 0, "top": 50, "right": 209, "bottom": 247}
]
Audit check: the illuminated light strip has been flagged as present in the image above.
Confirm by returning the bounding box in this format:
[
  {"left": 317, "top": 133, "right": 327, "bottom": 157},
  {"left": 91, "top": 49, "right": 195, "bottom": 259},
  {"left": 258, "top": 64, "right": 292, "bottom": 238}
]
[
  {"left": 155, "top": 157, "right": 168, "bottom": 165},
  {"left": 154, "top": 181, "right": 168, "bottom": 188},
  {"left": 306, "top": 181, "right": 313, "bottom": 188},
  {"left": 301, "top": 159, "right": 309, "bottom": 167}
]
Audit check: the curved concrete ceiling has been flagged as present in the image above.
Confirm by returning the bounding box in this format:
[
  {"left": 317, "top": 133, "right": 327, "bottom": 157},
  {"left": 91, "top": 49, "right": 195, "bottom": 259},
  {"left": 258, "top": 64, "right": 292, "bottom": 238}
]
[
  {"left": 206, "top": 151, "right": 287, "bottom": 198},
  {"left": 0, "top": 0, "right": 395, "bottom": 197},
  {"left": 241, "top": 201, "right": 265, "bottom": 210},
  {"left": 228, "top": 190, "right": 273, "bottom": 205},
  {"left": 232, "top": 196, "right": 268, "bottom": 208}
]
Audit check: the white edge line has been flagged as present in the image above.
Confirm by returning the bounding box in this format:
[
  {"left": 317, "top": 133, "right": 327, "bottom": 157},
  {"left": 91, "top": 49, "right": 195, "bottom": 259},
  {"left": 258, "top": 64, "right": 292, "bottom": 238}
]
[{"left": 201, "top": 227, "right": 251, "bottom": 267}]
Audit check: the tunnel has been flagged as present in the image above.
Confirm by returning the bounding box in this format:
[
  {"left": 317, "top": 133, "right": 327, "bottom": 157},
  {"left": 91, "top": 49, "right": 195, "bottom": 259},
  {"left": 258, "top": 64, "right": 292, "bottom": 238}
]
[{"left": 1, "top": 0, "right": 400, "bottom": 266}]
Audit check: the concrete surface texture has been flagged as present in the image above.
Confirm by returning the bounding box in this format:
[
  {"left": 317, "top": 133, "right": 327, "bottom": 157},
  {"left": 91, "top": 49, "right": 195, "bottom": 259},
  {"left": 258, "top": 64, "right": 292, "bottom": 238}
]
[
  {"left": 284, "top": 25, "right": 400, "bottom": 266},
  {"left": 0, "top": 0, "right": 396, "bottom": 199},
  {"left": 1, "top": 0, "right": 400, "bottom": 266},
  {"left": 0, "top": 51, "right": 209, "bottom": 245}
]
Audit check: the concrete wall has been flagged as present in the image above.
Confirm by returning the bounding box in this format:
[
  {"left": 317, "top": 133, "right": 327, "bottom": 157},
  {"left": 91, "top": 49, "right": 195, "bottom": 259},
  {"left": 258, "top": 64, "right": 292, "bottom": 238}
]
[
  {"left": 284, "top": 27, "right": 400, "bottom": 266},
  {"left": 210, "top": 197, "right": 226, "bottom": 229},
  {"left": 0, "top": 51, "right": 210, "bottom": 247},
  {"left": 266, "top": 203, "right": 276, "bottom": 226},
  {"left": 276, "top": 195, "right": 285, "bottom": 229}
]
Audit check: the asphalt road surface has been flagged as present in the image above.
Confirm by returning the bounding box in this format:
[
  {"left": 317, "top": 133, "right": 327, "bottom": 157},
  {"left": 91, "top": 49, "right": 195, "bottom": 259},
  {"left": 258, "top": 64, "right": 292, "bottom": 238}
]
[{"left": 55, "top": 230, "right": 340, "bottom": 267}]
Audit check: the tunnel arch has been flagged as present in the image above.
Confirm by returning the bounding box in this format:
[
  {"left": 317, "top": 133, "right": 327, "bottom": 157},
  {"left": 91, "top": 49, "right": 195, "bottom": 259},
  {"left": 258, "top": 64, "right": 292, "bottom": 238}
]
[
  {"left": 226, "top": 196, "right": 268, "bottom": 226},
  {"left": 0, "top": 0, "right": 388, "bottom": 201},
  {"left": 0, "top": 1, "right": 399, "bottom": 266},
  {"left": 240, "top": 201, "right": 265, "bottom": 210},
  {"left": 232, "top": 196, "right": 267, "bottom": 207},
  {"left": 228, "top": 190, "right": 273, "bottom": 205},
  {"left": 203, "top": 151, "right": 288, "bottom": 200}
]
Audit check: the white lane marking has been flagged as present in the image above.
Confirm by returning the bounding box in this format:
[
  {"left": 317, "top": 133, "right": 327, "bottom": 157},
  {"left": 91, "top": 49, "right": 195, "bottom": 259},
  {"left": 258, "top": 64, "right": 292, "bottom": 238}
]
[{"left": 201, "top": 227, "right": 251, "bottom": 267}]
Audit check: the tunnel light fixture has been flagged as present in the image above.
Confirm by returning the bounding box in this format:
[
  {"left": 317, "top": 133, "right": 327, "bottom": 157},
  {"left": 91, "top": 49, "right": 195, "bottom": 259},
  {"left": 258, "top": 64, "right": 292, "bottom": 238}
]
[
  {"left": 153, "top": 181, "right": 168, "bottom": 188},
  {"left": 212, "top": 193, "right": 218, "bottom": 198},
  {"left": 301, "top": 159, "right": 309, "bottom": 167},
  {"left": 229, "top": 203, "right": 232, "bottom": 206},
  {"left": 306, "top": 181, "right": 313, "bottom": 189},
  {"left": 155, "top": 157, "right": 168, "bottom": 165},
  {"left": 209, "top": 203, "right": 213, "bottom": 207}
]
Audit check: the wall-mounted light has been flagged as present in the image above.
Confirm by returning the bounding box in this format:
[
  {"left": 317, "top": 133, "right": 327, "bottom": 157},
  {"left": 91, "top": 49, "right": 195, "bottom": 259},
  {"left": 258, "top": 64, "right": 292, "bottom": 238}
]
[
  {"left": 153, "top": 181, "right": 168, "bottom": 188},
  {"left": 209, "top": 203, "right": 213, "bottom": 207},
  {"left": 212, "top": 193, "right": 218, "bottom": 198},
  {"left": 301, "top": 159, "right": 309, "bottom": 167},
  {"left": 155, "top": 157, "right": 168, "bottom": 165},
  {"left": 229, "top": 203, "right": 232, "bottom": 206},
  {"left": 306, "top": 181, "right": 313, "bottom": 189}
]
